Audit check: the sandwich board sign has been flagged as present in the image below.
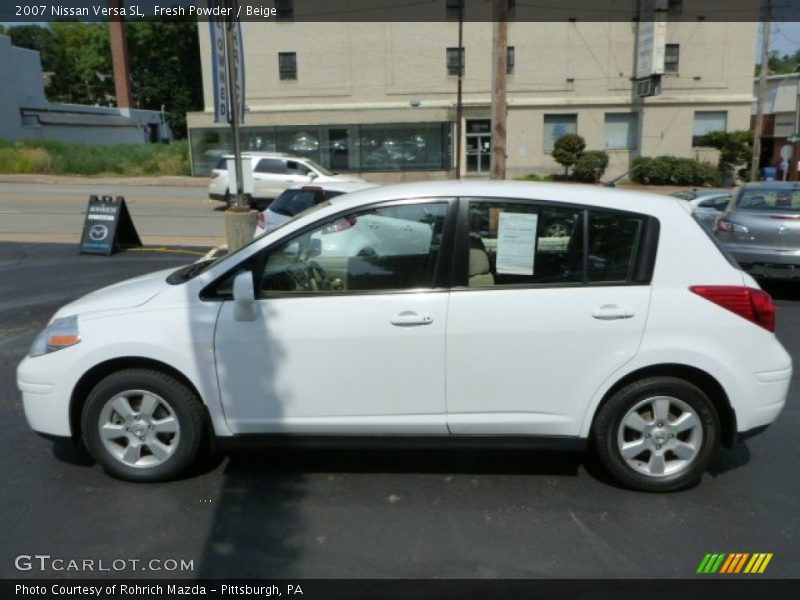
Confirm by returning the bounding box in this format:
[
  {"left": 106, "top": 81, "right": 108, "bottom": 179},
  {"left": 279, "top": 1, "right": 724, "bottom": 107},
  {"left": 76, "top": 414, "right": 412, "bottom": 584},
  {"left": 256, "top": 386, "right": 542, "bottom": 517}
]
[{"left": 79, "top": 195, "right": 142, "bottom": 256}]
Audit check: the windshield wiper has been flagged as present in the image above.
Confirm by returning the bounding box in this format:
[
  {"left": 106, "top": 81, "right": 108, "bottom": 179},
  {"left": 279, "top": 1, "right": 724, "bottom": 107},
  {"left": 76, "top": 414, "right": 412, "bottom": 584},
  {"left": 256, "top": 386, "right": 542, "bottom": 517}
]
[{"left": 166, "top": 259, "right": 213, "bottom": 285}]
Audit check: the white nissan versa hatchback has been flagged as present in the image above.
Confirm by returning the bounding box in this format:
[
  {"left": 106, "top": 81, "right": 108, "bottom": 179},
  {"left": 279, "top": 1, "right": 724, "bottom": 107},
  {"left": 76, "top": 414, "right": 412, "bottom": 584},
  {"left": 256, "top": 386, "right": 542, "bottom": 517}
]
[{"left": 17, "top": 182, "right": 791, "bottom": 491}]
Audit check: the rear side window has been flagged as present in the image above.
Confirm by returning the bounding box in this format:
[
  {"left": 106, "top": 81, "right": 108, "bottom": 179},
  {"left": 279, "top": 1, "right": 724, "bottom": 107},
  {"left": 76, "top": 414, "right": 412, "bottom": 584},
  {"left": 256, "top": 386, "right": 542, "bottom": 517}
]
[
  {"left": 255, "top": 158, "right": 287, "bottom": 174},
  {"left": 737, "top": 188, "right": 800, "bottom": 212},
  {"left": 462, "top": 199, "right": 653, "bottom": 287},
  {"left": 588, "top": 212, "right": 644, "bottom": 282},
  {"left": 270, "top": 189, "right": 344, "bottom": 217},
  {"left": 465, "top": 201, "right": 584, "bottom": 286}
]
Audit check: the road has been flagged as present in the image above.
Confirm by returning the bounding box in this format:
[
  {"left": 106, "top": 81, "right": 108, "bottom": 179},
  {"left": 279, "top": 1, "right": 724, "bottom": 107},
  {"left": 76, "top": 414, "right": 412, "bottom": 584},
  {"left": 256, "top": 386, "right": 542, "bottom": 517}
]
[
  {"left": 0, "top": 242, "right": 798, "bottom": 579},
  {"left": 0, "top": 182, "right": 225, "bottom": 247}
]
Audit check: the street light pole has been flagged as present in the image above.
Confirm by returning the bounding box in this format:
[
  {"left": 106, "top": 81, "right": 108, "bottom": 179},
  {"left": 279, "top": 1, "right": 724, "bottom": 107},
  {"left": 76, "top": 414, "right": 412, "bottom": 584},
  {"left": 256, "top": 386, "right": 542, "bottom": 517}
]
[
  {"left": 752, "top": 5, "right": 771, "bottom": 182},
  {"left": 455, "top": 2, "right": 464, "bottom": 180}
]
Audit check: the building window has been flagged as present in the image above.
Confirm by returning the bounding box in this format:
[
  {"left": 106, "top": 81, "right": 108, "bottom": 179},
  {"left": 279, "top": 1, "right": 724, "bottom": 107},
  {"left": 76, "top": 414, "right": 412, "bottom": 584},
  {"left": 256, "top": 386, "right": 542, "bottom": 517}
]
[
  {"left": 667, "top": 0, "right": 683, "bottom": 15},
  {"left": 447, "top": 47, "right": 464, "bottom": 76},
  {"left": 275, "top": 0, "right": 294, "bottom": 20},
  {"left": 508, "top": 0, "right": 516, "bottom": 18},
  {"left": 278, "top": 52, "right": 297, "bottom": 80},
  {"left": 507, "top": 46, "right": 515, "bottom": 75},
  {"left": 665, "top": 44, "right": 680, "bottom": 74},
  {"left": 446, "top": 0, "right": 463, "bottom": 19},
  {"left": 604, "top": 113, "right": 638, "bottom": 150},
  {"left": 693, "top": 111, "right": 727, "bottom": 147},
  {"left": 543, "top": 114, "right": 578, "bottom": 151}
]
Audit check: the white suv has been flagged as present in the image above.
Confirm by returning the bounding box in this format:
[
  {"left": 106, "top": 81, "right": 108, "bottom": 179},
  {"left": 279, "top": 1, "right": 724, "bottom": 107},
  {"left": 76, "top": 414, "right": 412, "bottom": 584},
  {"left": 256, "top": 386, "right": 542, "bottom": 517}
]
[
  {"left": 208, "top": 152, "right": 366, "bottom": 209},
  {"left": 17, "top": 181, "right": 791, "bottom": 491}
]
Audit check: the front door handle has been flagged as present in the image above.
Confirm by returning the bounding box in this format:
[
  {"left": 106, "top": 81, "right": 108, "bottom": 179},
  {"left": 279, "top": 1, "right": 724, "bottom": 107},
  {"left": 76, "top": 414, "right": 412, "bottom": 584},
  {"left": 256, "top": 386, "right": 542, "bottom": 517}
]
[
  {"left": 391, "top": 311, "right": 433, "bottom": 326},
  {"left": 591, "top": 304, "right": 634, "bottom": 320}
]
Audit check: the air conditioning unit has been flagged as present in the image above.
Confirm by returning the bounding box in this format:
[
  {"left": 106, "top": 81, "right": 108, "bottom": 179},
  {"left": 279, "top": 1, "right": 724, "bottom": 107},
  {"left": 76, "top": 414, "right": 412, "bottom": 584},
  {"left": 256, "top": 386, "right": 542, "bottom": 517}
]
[{"left": 635, "top": 76, "right": 662, "bottom": 98}]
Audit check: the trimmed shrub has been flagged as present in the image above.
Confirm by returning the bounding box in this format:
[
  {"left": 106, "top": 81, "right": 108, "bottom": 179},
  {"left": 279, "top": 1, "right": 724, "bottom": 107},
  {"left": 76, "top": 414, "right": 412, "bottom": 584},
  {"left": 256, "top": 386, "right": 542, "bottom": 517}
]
[
  {"left": 573, "top": 150, "right": 609, "bottom": 183},
  {"left": 631, "top": 155, "right": 716, "bottom": 186},
  {"left": 552, "top": 134, "right": 586, "bottom": 176}
]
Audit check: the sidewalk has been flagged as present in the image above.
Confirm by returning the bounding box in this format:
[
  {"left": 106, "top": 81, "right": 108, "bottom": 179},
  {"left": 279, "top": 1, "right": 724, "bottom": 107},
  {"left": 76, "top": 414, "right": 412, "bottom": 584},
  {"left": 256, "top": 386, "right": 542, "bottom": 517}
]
[{"left": 0, "top": 173, "right": 207, "bottom": 187}]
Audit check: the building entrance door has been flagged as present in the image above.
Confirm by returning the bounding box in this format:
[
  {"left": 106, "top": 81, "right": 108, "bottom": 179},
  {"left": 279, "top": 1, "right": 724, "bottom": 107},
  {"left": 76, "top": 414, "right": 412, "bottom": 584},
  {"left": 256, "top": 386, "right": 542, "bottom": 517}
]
[{"left": 466, "top": 119, "right": 491, "bottom": 174}]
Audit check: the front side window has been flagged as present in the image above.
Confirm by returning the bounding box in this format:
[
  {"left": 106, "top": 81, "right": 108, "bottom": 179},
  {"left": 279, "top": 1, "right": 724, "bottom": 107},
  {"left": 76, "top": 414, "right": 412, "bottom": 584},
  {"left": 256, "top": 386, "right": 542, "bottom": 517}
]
[
  {"left": 260, "top": 201, "right": 449, "bottom": 294},
  {"left": 255, "top": 158, "right": 286, "bottom": 174},
  {"left": 285, "top": 160, "right": 311, "bottom": 175}
]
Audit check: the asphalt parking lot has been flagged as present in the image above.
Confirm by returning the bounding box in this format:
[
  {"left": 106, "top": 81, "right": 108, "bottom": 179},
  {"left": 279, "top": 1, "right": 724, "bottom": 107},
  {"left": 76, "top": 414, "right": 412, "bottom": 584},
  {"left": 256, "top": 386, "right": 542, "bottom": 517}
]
[{"left": 1, "top": 241, "right": 798, "bottom": 579}]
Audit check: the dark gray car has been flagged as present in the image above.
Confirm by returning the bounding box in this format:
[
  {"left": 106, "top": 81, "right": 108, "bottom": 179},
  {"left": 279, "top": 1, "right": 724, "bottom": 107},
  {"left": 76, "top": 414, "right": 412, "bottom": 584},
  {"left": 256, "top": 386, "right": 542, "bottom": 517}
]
[{"left": 714, "top": 182, "right": 800, "bottom": 280}]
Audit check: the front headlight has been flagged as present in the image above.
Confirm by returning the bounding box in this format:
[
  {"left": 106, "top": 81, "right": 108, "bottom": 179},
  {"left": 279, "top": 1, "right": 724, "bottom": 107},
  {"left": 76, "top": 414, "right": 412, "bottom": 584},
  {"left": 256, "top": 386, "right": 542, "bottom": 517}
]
[{"left": 29, "top": 315, "right": 81, "bottom": 358}]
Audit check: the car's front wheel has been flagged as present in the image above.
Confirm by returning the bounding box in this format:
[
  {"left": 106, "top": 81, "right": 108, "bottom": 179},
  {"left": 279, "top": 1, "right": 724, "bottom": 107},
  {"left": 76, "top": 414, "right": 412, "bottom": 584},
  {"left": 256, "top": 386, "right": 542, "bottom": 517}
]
[
  {"left": 81, "top": 369, "right": 205, "bottom": 482},
  {"left": 592, "top": 376, "right": 720, "bottom": 492}
]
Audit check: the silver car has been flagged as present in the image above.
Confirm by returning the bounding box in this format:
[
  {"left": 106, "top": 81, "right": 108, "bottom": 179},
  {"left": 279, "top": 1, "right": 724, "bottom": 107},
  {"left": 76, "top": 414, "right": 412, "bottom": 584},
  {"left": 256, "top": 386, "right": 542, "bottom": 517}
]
[
  {"left": 670, "top": 188, "right": 732, "bottom": 232},
  {"left": 714, "top": 182, "right": 800, "bottom": 280}
]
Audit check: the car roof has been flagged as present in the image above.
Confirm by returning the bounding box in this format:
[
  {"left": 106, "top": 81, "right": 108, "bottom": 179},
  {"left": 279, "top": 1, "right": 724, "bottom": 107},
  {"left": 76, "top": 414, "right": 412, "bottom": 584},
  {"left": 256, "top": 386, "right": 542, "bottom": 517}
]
[{"left": 308, "top": 180, "right": 683, "bottom": 218}]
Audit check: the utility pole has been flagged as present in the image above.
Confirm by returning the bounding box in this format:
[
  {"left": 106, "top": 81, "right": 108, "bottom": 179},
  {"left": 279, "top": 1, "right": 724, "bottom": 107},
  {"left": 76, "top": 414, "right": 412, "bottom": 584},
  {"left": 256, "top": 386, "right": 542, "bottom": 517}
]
[
  {"left": 107, "top": 0, "right": 133, "bottom": 110},
  {"left": 225, "top": 0, "right": 246, "bottom": 210},
  {"left": 490, "top": 0, "right": 508, "bottom": 180},
  {"left": 455, "top": 2, "right": 464, "bottom": 180},
  {"left": 752, "top": 5, "right": 771, "bottom": 182}
]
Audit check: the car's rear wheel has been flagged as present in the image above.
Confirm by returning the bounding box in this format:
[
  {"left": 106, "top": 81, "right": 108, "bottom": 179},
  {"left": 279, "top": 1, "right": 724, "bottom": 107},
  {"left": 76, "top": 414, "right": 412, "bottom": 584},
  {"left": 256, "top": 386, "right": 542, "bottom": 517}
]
[
  {"left": 592, "top": 376, "right": 720, "bottom": 492},
  {"left": 81, "top": 369, "right": 205, "bottom": 482}
]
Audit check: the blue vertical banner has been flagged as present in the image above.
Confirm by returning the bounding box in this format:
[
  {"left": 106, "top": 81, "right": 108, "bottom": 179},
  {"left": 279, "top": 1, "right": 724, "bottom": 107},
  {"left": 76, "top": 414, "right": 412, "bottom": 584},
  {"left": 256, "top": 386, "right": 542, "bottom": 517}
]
[{"left": 209, "top": 1, "right": 245, "bottom": 124}]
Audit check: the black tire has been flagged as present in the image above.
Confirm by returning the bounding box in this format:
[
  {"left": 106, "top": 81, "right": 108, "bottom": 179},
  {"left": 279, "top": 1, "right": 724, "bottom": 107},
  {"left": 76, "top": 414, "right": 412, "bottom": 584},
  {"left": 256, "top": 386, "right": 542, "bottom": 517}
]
[
  {"left": 81, "top": 369, "right": 206, "bottom": 482},
  {"left": 592, "top": 376, "right": 720, "bottom": 492}
]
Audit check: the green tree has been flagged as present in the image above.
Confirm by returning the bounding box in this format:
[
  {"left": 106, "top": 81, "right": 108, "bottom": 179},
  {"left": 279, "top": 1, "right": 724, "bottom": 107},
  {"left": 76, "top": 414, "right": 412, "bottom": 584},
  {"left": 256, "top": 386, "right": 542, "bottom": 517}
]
[
  {"left": 551, "top": 133, "right": 586, "bottom": 176},
  {"left": 125, "top": 19, "right": 203, "bottom": 138},
  {"left": 700, "top": 130, "right": 754, "bottom": 182}
]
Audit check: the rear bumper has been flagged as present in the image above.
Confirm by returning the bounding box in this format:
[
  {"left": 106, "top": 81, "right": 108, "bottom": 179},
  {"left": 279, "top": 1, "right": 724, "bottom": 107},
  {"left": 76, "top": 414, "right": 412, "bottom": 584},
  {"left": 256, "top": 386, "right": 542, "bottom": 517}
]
[{"left": 723, "top": 244, "right": 800, "bottom": 279}]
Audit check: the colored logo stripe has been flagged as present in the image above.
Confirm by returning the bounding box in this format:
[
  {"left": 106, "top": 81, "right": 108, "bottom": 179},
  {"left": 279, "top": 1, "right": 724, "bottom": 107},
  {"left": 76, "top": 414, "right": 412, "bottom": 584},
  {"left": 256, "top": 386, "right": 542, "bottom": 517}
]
[{"left": 697, "top": 553, "right": 773, "bottom": 574}]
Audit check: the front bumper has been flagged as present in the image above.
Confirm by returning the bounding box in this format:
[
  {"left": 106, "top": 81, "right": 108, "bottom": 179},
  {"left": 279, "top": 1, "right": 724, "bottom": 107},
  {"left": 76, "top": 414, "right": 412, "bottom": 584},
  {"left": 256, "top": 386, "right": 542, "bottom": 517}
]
[
  {"left": 17, "top": 355, "right": 73, "bottom": 437},
  {"left": 208, "top": 192, "right": 228, "bottom": 202}
]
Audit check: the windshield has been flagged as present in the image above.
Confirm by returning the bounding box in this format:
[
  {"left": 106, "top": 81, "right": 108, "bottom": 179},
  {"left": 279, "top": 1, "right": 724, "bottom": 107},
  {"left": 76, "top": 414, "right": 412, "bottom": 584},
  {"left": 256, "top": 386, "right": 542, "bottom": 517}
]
[
  {"left": 302, "top": 158, "right": 335, "bottom": 176},
  {"left": 737, "top": 188, "right": 800, "bottom": 212}
]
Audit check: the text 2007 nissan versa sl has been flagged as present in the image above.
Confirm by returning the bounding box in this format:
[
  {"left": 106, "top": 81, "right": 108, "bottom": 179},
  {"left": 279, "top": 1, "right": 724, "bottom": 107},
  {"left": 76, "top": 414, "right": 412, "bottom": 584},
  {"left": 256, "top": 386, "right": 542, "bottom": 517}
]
[{"left": 17, "top": 182, "right": 792, "bottom": 491}]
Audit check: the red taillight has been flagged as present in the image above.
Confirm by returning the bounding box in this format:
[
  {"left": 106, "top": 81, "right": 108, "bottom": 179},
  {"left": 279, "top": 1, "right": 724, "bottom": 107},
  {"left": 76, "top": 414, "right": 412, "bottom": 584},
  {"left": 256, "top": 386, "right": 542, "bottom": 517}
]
[
  {"left": 322, "top": 215, "right": 357, "bottom": 234},
  {"left": 690, "top": 285, "right": 775, "bottom": 332}
]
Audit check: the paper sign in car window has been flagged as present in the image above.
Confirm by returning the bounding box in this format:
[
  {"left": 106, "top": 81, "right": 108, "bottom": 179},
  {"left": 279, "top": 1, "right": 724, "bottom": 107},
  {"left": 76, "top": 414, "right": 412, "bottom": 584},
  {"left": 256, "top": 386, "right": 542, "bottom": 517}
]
[{"left": 496, "top": 212, "right": 538, "bottom": 275}]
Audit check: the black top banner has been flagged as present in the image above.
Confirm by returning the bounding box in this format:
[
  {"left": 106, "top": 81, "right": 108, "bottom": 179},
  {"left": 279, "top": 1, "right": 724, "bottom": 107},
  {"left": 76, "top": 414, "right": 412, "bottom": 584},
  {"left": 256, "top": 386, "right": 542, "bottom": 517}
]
[{"left": 0, "top": 0, "right": 796, "bottom": 23}]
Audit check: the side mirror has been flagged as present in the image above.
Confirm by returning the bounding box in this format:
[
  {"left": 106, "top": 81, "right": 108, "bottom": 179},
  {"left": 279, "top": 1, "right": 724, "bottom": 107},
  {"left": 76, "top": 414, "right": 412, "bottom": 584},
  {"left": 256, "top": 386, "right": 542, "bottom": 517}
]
[
  {"left": 308, "top": 171, "right": 319, "bottom": 181},
  {"left": 232, "top": 271, "right": 257, "bottom": 321},
  {"left": 308, "top": 238, "right": 322, "bottom": 258}
]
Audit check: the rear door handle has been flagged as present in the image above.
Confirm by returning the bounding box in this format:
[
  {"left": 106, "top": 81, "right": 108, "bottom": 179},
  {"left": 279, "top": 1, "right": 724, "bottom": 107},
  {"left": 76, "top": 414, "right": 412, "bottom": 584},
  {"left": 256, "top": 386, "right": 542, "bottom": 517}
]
[
  {"left": 591, "top": 304, "right": 634, "bottom": 320},
  {"left": 391, "top": 311, "right": 433, "bottom": 326}
]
